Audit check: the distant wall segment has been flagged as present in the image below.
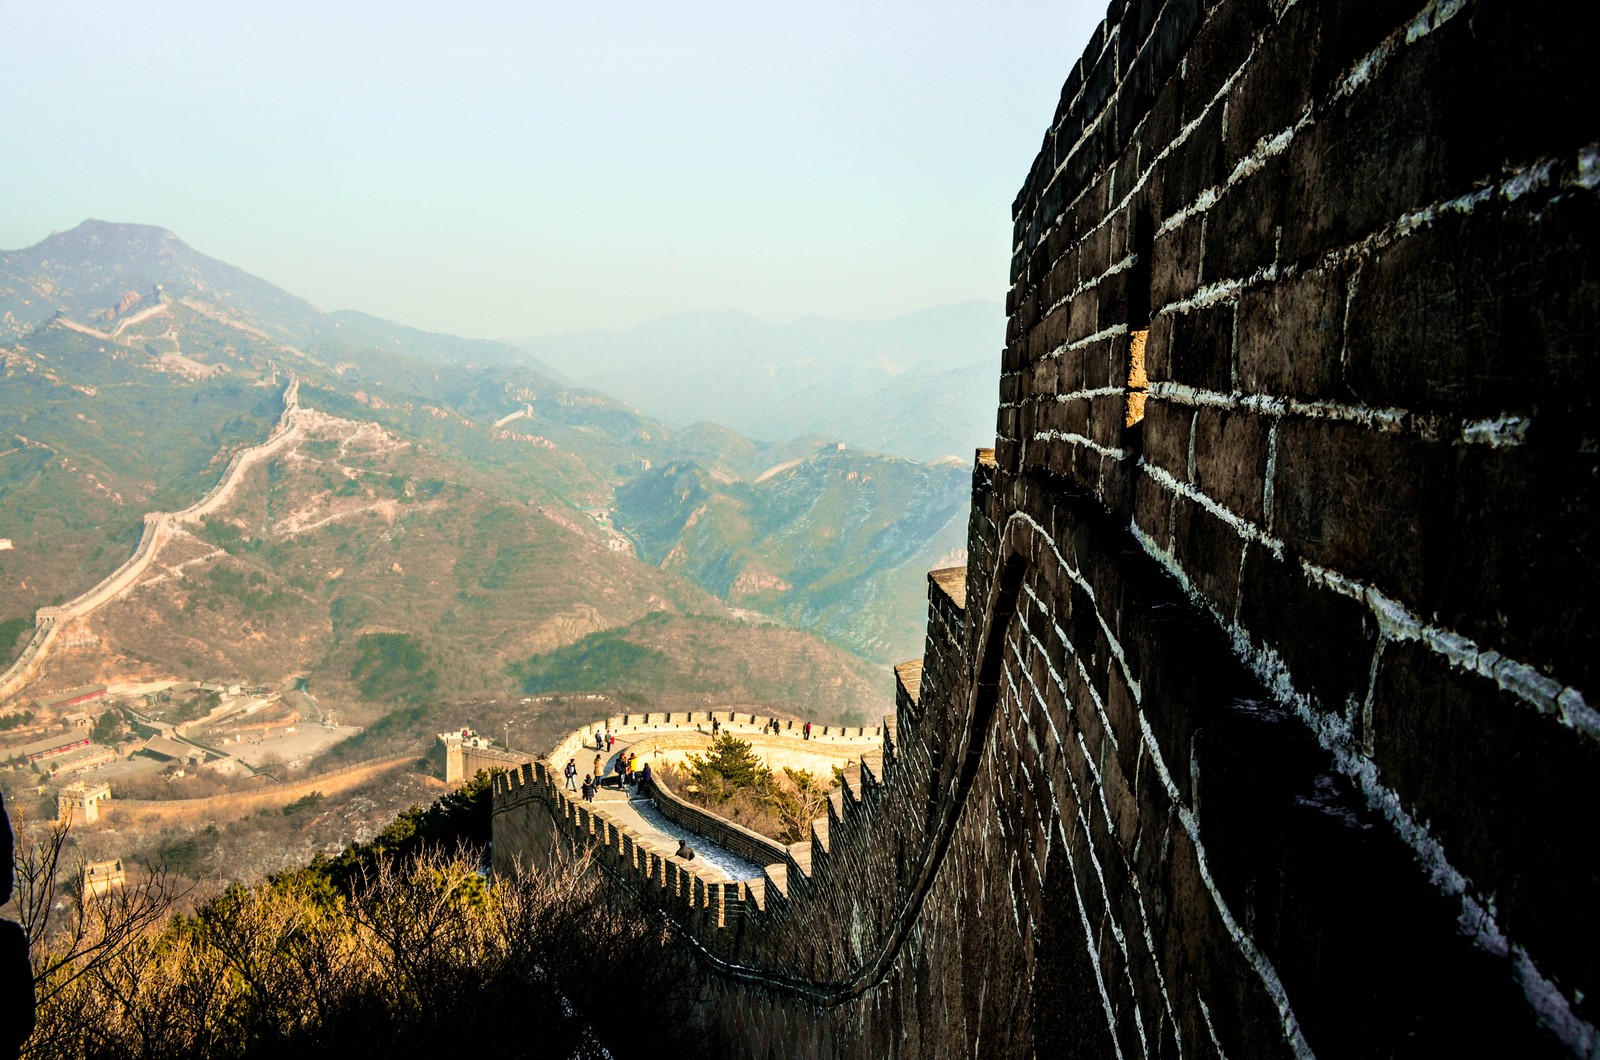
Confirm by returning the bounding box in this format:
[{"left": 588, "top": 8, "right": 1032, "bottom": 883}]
[{"left": 0, "top": 378, "right": 300, "bottom": 705}]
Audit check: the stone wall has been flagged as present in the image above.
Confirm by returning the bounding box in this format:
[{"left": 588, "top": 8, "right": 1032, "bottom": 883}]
[
  {"left": 492, "top": 1, "right": 1597, "bottom": 1053},
  {"left": 0, "top": 376, "right": 302, "bottom": 706}
]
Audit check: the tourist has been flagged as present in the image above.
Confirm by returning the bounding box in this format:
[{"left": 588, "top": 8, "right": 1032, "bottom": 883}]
[
  {"left": 563, "top": 758, "right": 578, "bottom": 790},
  {"left": 627, "top": 751, "right": 638, "bottom": 782},
  {"left": 606, "top": 730, "right": 615, "bottom": 751},
  {"left": 594, "top": 752, "right": 602, "bottom": 780},
  {"left": 771, "top": 718, "right": 780, "bottom": 735},
  {"left": 711, "top": 717, "right": 720, "bottom": 736},
  {"left": 640, "top": 761, "right": 653, "bottom": 796},
  {"left": 803, "top": 721, "right": 812, "bottom": 741},
  {"left": 581, "top": 774, "right": 595, "bottom": 802},
  {"left": 593, "top": 729, "right": 603, "bottom": 750},
  {"left": 676, "top": 838, "right": 695, "bottom": 861},
  {"left": 614, "top": 755, "right": 627, "bottom": 789}
]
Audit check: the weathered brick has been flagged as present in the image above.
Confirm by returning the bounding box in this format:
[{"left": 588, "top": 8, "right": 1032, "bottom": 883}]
[
  {"left": 1161, "top": 107, "right": 1225, "bottom": 219},
  {"left": 1236, "top": 261, "right": 1350, "bottom": 400},
  {"left": 1179, "top": 0, "right": 1270, "bottom": 126},
  {"left": 1371, "top": 643, "right": 1600, "bottom": 1012},
  {"left": 1191, "top": 405, "right": 1268, "bottom": 522},
  {"left": 1201, "top": 151, "right": 1287, "bottom": 283},
  {"left": 1272, "top": 416, "right": 1437, "bottom": 607},
  {"left": 1141, "top": 398, "right": 1192, "bottom": 482},
  {"left": 1133, "top": 471, "right": 1175, "bottom": 551},
  {"left": 1425, "top": 442, "right": 1599, "bottom": 698},
  {"left": 1149, "top": 216, "right": 1202, "bottom": 311},
  {"left": 1161, "top": 302, "right": 1234, "bottom": 391},
  {"left": 1236, "top": 542, "right": 1378, "bottom": 711},
  {"left": 1065, "top": 290, "right": 1101, "bottom": 345},
  {"left": 1344, "top": 191, "right": 1600, "bottom": 419},
  {"left": 1170, "top": 493, "right": 1245, "bottom": 615}
]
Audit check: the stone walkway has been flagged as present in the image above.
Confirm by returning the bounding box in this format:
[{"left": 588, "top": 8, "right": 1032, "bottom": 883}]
[{"left": 580, "top": 740, "right": 765, "bottom": 882}]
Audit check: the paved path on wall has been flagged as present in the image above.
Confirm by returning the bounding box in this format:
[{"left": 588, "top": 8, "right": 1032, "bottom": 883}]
[
  {"left": 590, "top": 789, "right": 764, "bottom": 881},
  {"left": 580, "top": 735, "right": 766, "bottom": 881}
]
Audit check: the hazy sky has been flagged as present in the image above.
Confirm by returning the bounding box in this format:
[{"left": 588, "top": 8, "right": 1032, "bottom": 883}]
[{"left": 1, "top": 1, "right": 1104, "bottom": 339}]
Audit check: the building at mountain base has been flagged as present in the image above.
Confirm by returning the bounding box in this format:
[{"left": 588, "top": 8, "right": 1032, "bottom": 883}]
[{"left": 491, "top": 0, "right": 1599, "bottom": 1054}]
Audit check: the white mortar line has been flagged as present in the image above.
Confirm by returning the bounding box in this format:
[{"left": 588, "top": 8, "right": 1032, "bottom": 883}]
[
  {"left": 1300, "top": 561, "right": 1599, "bottom": 742},
  {"left": 1032, "top": 430, "right": 1128, "bottom": 461},
  {"left": 1008, "top": 512, "right": 1312, "bottom": 1056}
]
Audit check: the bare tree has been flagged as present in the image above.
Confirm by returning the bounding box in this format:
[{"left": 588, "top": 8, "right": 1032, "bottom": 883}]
[{"left": 10, "top": 811, "right": 181, "bottom": 1015}]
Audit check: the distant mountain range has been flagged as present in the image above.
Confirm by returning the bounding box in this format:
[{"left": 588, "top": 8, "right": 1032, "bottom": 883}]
[
  {"left": 0, "top": 219, "right": 565, "bottom": 378},
  {"left": 1, "top": 219, "right": 976, "bottom": 710},
  {"left": 516, "top": 302, "right": 1003, "bottom": 462}
]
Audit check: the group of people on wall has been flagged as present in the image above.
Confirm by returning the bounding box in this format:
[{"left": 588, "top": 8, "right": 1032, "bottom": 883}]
[{"left": 564, "top": 747, "right": 653, "bottom": 802}]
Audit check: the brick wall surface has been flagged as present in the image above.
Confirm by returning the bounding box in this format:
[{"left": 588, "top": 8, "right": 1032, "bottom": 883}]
[{"left": 492, "top": 1, "right": 1598, "bottom": 1054}]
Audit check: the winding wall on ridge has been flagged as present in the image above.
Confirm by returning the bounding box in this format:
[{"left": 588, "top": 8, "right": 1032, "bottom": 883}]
[
  {"left": 491, "top": 1, "right": 1598, "bottom": 1053},
  {"left": 0, "top": 376, "right": 300, "bottom": 704}
]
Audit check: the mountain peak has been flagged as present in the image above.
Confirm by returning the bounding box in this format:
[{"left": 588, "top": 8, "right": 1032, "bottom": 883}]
[
  {"left": 27, "top": 218, "right": 187, "bottom": 256},
  {"left": 0, "top": 218, "right": 322, "bottom": 341}
]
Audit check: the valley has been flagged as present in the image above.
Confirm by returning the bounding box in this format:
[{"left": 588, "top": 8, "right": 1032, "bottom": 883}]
[{"left": 0, "top": 220, "right": 986, "bottom": 889}]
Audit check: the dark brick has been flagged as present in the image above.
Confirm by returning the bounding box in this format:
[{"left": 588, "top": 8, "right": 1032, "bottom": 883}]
[
  {"left": 1191, "top": 406, "right": 1268, "bottom": 522},
  {"left": 1171, "top": 493, "right": 1245, "bottom": 614},
  {"left": 1141, "top": 398, "right": 1193, "bottom": 482},
  {"left": 1031, "top": 303, "right": 1071, "bottom": 361},
  {"left": 1371, "top": 643, "right": 1600, "bottom": 1012},
  {"left": 1151, "top": 0, "right": 1204, "bottom": 108},
  {"left": 1133, "top": 471, "right": 1175, "bottom": 550},
  {"left": 1279, "top": 11, "right": 1600, "bottom": 265},
  {"left": 1272, "top": 416, "right": 1438, "bottom": 607},
  {"left": 1136, "top": 78, "right": 1184, "bottom": 194},
  {"left": 1150, "top": 217, "right": 1202, "bottom": 311},
  {"left": 1163, "top": 302, "right": 1234, "bottom": 391},
  {"left": 1088, "top": 394, "right": 1126, "bottom": 450},
  {"left": 1161, "top": 107, "right": 1225, "bottom": 219},
  {"left": 1425, "top": 441, "right": 1599, "bottom": 699},
  {"left": 1095, "top": 265, "right": 1133, "bottom": 332},
  {"left": 1080, "top": 221, "right": 1115, "bottom": 285},
  {"left": 1221, "top": 5, "right": 1315, "bottom": 166},
  {"left": 1236, "top": 262, "right": 1350, "bottom": 400},
  {"left": 1180, "top": 0, "right": 1271, "bottom": 126},
  {"left": 1066, "top": 290, "right": 1101, "bottom": 345},
  {"left": 1064, "top": 336, "right": 1116, "bottom": 392},
  {"left": 1236, "top": 542, "right": 1378, "bottom": 711},
  {"left": 1202, "top": 152, "right": 1288, "bottom": 283},
  {"left": 1344, "top": 191, "right": 1600, "bottom": 419}
]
